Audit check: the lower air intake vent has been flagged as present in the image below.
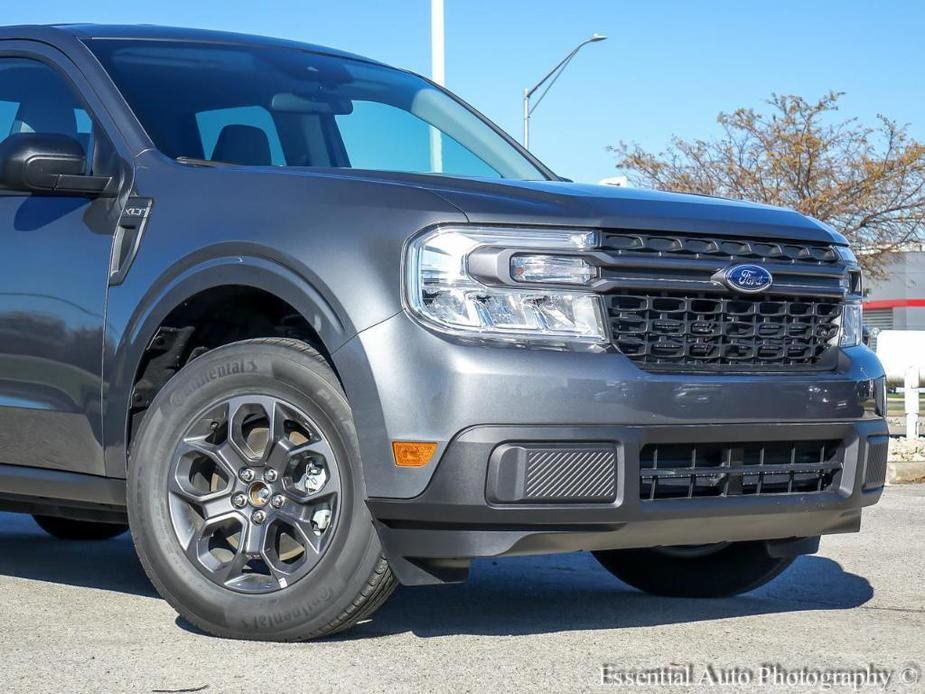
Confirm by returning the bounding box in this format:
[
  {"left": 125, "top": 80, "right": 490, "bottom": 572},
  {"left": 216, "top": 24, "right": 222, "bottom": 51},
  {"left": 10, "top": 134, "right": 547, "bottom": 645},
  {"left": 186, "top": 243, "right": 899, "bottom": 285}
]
[
  {"left": 863, "top": 436, "right": 889, "bottom": 491},
  {"left": 488, "top": 444, "right": 617, "bottom": 504},
  {"left": 640, "top": 440, "right": 843, "bottom": 501}
]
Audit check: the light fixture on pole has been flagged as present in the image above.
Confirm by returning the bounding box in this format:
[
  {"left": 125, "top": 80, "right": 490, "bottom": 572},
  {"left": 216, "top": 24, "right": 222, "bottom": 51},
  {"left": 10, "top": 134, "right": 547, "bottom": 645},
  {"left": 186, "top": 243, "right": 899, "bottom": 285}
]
[{"left": 523, "top": 33, "right": 607, "bottom": 149}]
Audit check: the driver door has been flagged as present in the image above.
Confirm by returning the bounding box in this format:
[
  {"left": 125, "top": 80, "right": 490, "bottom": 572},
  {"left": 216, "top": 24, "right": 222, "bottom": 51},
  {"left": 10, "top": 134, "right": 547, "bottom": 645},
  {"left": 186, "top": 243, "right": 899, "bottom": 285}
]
[{"left": 0, "top": 48, "right": 125, "bottom": 475}]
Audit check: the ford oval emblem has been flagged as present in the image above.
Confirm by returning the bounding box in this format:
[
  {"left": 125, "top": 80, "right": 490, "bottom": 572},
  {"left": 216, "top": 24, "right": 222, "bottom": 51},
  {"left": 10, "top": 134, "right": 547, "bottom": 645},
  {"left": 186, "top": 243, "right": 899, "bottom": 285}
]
[{"left": 720, "top": 264, "right": 773, "bottom": 294}]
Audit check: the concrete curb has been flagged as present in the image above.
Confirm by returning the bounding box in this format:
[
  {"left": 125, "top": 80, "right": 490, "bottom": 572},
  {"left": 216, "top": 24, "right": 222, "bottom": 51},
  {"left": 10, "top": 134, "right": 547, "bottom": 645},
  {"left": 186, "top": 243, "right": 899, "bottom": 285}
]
[{"left": 887, "top": 461, "right": 925, "bottom": 485}]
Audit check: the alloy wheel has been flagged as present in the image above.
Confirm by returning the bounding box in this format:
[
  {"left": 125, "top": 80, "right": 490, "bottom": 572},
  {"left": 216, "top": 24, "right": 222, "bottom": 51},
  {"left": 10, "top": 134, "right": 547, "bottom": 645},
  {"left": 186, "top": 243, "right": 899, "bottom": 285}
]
[{"left": 166, "top": 395, "right": 341, "bottom": 594}]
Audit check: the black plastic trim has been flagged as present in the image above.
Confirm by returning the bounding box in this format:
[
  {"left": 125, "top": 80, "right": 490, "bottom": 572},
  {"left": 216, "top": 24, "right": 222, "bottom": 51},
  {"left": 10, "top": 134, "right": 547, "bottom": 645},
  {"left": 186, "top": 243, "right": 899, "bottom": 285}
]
[
  {"left": 0, "top": 463, "right": 126, "bottom": 508},
  {"left": 109, "top": 197, "right": 153, "bottom": 284},
  {"left": 368, "top": 420, "right": 886, "bottom": 585}
]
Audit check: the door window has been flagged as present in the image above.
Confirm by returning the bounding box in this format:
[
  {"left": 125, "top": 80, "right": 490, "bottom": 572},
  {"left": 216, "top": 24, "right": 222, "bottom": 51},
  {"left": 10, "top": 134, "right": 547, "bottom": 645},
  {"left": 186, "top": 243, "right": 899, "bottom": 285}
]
[{"left": 0, "top": 58, "right": 96, "bottom": 171}]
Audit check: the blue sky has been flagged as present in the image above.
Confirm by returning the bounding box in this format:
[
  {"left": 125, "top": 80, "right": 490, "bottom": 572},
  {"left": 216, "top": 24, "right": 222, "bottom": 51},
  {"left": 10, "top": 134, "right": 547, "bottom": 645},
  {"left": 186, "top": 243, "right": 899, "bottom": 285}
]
[{"left": 5, "top": 1, "right": 924, "bottom": 182}]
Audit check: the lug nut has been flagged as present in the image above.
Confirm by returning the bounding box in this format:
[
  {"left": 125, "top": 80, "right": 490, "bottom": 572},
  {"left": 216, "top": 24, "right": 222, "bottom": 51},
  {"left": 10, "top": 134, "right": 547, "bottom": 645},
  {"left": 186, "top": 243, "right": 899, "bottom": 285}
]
[
  {"left": 232, "top": 493, "right": 247, "bottom": 508},
  {"left": 251, "top": 510, "right": 267, "bottom": 524},
  {"left": 264, "top": 469, "right": 278, "bottom": 483},
  {"left": 270, "top": 494, "right": 285, "bottom": 509},
  {"left": 239, "top": 468, "right": 255, "bottom": 483}
]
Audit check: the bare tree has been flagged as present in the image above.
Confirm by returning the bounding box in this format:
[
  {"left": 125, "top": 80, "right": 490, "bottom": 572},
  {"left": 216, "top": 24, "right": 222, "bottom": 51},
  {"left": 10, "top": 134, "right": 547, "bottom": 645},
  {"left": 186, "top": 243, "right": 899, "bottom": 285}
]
[{"left": 612, "top": 92, "right": 925, "bottom": 276}]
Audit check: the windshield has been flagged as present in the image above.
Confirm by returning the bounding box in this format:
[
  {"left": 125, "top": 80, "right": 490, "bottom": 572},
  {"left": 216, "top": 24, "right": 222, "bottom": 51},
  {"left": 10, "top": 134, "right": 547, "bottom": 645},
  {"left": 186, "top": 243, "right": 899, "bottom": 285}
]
[{"left": 87, "top": 39, "right": 548, "bottom": 180}]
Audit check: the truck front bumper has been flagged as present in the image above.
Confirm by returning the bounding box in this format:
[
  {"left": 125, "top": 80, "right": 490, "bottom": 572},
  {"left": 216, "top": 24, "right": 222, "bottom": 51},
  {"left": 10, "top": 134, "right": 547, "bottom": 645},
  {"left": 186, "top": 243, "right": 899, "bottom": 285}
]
[{"left": 333, "top": 312, "right": 889, "bottom": 585}]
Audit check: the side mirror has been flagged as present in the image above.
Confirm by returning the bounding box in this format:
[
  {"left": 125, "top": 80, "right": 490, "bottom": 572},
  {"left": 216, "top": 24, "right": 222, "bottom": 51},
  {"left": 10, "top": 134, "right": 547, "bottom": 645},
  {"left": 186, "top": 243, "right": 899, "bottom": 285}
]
[{"left": 0, "top": 133, "right": 113, "bottom": 197}]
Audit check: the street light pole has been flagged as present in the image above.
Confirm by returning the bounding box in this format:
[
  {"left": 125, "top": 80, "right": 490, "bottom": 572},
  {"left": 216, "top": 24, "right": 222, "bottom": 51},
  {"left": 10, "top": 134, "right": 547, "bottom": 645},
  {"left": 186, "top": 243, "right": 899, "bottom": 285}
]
[
  {"left": 523, "top": 87, "right": 531, "bottom": 150},
  {"left": 431, "top": 0, "right": 445, "bottom": 86},
  {"left": 430, "top": 0, "right": 445, "bottom": 172},
  {"left": 523, "top": 33, "right": 607, "bottom": 149}
]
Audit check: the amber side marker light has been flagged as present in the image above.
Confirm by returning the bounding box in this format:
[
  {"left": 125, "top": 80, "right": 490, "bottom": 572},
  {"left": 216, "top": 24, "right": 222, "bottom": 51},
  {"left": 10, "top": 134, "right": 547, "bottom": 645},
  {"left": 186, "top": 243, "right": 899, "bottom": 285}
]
[{"left": 392, "top": 441, "right": 438, "bottom": 468}]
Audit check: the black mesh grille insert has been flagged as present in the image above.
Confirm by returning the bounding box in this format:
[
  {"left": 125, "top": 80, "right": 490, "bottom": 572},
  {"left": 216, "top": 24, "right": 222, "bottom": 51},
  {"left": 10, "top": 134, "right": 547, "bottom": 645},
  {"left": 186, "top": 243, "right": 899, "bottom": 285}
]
[
  {"left": 639, "top": 440, "right": 843, "bottom": 500},
  {"left": 608, "top": 293, "right": 841, "bottom": 369}
]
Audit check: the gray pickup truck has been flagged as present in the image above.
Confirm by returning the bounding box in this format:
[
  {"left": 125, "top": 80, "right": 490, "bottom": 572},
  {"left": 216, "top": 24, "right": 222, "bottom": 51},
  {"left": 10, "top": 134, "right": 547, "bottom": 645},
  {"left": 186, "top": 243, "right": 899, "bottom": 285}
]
[{"left": 0, "top": 24, "right": 886, "bottom": 641}]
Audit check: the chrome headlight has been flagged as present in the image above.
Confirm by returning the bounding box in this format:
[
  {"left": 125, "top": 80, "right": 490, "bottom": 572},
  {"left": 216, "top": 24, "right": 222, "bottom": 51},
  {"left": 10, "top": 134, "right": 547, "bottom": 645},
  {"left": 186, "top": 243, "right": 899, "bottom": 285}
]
[
  {"left": 838, "top": 300, "right": 864, "bottom": 347},
  {"left": 836, "top": 246, "right": 858, "bottom": 264},
  {"left": 404, "top": 227, "right": 607, "bottom": 345},
  {"left": 833, "top": 245, "right": 863, "bottom": 347}
]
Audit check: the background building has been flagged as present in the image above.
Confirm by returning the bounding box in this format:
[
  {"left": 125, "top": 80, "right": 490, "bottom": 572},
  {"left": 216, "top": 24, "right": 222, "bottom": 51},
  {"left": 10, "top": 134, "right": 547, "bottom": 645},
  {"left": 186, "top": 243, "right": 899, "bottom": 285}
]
[{"left": 864, "top": 248, "right": 925, "bottom": 351}]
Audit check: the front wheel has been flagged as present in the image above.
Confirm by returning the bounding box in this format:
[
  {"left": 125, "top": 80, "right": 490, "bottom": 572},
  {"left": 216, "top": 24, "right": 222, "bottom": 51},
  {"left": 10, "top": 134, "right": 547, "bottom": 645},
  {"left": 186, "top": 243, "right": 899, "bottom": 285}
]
[
  {"left": 128, "top": 338, "right": 395, "bottom": 641},
  {"left": 593, "top": 541, "right": 794, "bottom": 597}
]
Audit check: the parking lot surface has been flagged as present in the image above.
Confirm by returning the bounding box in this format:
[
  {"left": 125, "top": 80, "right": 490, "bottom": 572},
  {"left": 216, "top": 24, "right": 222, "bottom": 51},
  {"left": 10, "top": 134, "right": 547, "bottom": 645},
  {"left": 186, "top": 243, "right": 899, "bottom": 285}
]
[{"left": 0, "top": 486, "right": 922, "bottom": 693}]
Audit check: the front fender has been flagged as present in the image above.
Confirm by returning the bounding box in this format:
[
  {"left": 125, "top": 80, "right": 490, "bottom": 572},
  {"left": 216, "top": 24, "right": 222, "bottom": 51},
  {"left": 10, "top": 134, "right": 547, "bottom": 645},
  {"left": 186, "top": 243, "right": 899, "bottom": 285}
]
[
  {"left": 101, "top": 254, "right": 362, "bottom": 477},
  {"left": 102, "top": 158, "right": 467, "bottom": 477}
]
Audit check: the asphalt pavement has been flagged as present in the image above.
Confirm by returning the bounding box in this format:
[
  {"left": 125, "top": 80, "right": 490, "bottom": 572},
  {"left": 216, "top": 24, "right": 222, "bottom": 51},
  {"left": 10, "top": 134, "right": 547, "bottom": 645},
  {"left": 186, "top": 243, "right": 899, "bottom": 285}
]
[{"left": 0, "top": 486, "right": 922, "bottom": 693}]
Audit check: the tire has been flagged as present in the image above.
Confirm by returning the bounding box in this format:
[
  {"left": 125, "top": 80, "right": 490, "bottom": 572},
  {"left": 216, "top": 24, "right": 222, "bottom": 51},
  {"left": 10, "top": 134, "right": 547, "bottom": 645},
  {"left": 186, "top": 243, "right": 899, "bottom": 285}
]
[
  {"left": 593, "top": 541, "right": 795, "bottom": 598},
  {"left": 33, "top": 515, "right": 128, "bottom": 541},
  {"left": 128, "top": 338, "right": 396, "bottom": 641}
]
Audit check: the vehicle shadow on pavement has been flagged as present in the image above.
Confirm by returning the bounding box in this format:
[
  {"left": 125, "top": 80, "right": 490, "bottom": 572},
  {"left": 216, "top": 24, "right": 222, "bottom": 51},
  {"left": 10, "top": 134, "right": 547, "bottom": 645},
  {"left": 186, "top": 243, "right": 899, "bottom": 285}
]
[
  {"left": 0, "top": 513, "right": 157, "bottom": 598},
  {"left": 0, "top": 512, "right": 872, "bottom": 638},
  {"left": 341, "top": 551, "right": 874, "bottom": 639}
]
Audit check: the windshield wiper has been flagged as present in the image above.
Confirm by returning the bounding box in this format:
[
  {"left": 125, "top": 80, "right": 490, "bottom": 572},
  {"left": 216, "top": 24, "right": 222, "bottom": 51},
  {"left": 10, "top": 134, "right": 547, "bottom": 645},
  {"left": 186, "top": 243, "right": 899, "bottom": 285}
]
[{"left": 175, "top": 156, "right": 234, "bottom": 168}]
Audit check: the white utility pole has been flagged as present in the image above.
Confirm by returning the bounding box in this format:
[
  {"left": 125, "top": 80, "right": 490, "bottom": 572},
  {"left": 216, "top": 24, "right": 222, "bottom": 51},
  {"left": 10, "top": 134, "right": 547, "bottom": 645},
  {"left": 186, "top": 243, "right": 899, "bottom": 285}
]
[
  {"left": 906, "top": 365, "right": 920, "bottom": 439},
  {"left": 429, "top": 0, "right": 445, "bottom": 173}
]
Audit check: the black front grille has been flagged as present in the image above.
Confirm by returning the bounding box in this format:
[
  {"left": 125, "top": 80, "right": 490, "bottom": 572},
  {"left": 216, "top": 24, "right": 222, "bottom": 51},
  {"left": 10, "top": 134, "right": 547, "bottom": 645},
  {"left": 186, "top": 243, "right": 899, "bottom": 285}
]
[
  {"left": 640, "top": 440, "right": 844, "bottom": 500},
  {"left": 608, "top": 292, "right": 841, "bottom": 369},
  {"left": 597, "top": 231, "right": 848, "bottom": 371}
]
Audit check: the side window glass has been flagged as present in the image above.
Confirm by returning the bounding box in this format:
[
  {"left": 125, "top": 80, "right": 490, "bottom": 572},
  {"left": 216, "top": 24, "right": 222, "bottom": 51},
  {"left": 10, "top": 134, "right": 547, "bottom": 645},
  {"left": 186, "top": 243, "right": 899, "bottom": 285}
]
[
  {"left": 0, "top": 100, "right": 18, "bottom": 139},
  {"left": 195, "top": 106, "right": 286, "bottom": 166},
  {"left": 0, "top": 58, "right": 98, "bottom": 173},
  {"left": 74, "top": 107, "right": 95, "bottom": 163}
]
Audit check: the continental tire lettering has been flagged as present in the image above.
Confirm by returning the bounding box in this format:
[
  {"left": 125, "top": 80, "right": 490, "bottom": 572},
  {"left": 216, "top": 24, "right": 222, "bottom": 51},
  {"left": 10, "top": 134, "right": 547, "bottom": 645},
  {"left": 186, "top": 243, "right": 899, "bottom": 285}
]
[
  {"left": 169, "top": 359, "right": 259, "bottom": 406},
  {"left": 240, "top": 585, "right": 335, "bottom": 630}
]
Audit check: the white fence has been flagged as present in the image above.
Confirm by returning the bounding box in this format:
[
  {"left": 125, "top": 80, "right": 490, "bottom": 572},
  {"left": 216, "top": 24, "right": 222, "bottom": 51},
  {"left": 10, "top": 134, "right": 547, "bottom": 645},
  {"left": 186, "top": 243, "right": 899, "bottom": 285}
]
[{"left": 875, "top": 330, "right": 925, "bottom": 438}]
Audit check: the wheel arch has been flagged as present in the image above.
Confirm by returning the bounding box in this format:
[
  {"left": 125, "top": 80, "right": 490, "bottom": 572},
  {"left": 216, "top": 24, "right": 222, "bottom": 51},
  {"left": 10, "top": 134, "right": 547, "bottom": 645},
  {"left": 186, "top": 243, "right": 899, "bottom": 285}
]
[{"left": 103, "top": 255, "right": 354, "bottom": 478}]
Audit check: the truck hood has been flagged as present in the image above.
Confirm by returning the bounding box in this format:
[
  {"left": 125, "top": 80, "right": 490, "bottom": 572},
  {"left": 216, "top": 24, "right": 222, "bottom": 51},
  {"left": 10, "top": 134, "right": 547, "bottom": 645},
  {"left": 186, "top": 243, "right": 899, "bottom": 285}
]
[{"left": 307, "top": 169, "right": 844, "bottom": 244}]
